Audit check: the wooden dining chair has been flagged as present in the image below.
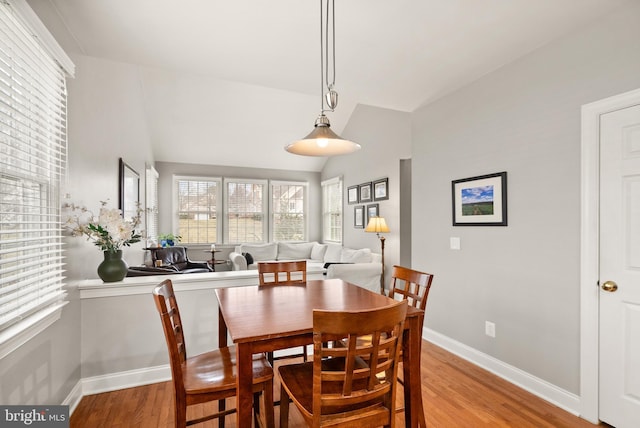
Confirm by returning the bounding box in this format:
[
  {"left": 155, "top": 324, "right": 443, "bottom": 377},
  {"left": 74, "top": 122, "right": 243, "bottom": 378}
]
[
  {"left": 258, "top": 261, "right": 309, "bottom": 364},
  {"left": 152, "top": 279, "right": 275, "bottom": 428},
  {"left": 278, "top": 300, "right": 408, "bottom": 428},
  {"left": 388, "top": 264, "right": 434, "bottom": 310},
  {"left": 258, "top": 260, "right": 307, "bottom": 285}
]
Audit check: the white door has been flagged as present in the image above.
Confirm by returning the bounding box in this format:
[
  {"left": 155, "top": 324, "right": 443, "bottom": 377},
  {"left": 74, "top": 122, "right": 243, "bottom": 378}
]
[{"left": 599, "top": 104, "right": 640, "bottom": 428}]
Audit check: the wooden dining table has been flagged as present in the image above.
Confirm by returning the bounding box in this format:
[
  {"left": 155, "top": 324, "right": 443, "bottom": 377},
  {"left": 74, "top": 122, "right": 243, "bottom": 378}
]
[{"left": 216, "top": 278, "right": 427, "bottom": 427}]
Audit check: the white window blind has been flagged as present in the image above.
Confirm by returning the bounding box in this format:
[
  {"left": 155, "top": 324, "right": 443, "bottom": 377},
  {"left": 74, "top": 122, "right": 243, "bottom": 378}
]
[
  {"left": 271, "top": 181, "right": 307, "bottom": 242},
  {"left": 0, "top": 1, "right": 69, "bottom": 349},
  {"left": 322, "top": 176, "right": 342, "bottom": 243},
  {"left": 224, "top": 179, "right": 266, "bottom": 244},
  {"left": 145, "top": 165, "right": 159, "bottom": 241},
  {"left": 175, "top": 176, "right": 221, "bottom": 244}
]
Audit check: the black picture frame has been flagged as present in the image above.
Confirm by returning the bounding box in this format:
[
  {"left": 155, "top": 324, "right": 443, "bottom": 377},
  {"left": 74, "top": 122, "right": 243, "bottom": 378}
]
[
  {"left": 452, "top": 171, "right": 507, "bottom": 226},
  {"left": 347, "top": 185, "right": 359, "bottom": 204},
  {"left": 119, "top": 158, "right": 140, "bottom": 222},
  {"left": 366, "top": 203, "right": 379, "bottom": 226},
  {"left": 373, "top": 178, "right": 389, "bottom": 201},
  {"left": 354, "top": 205, "right": 365, "bottom": 228},
  {"left": 359, "top": 182, "right": 372, "bottom": 203}
]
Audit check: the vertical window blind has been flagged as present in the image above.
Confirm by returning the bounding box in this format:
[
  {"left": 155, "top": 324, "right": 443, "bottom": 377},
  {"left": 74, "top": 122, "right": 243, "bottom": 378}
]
[
  {"left": 322, "top": 177, "right": 342, "bottom": 243},
  {"left": 0, "top": 1, "right": 69, "bottom": 344},
  {"left": 145, "top": 165, "right": 159, "bottom": 242}
]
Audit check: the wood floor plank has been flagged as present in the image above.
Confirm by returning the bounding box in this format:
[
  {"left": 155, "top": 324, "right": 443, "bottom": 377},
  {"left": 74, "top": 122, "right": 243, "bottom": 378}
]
[{"left": 71, "top": 341, "right": 599, "bottom": 427}]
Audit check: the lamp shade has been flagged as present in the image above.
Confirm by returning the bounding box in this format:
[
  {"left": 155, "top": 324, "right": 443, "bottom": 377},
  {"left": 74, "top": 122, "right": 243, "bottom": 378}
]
[
  {"left": 286, "top": 114, "right": 360, "bottom": 157},
  {"left": 365, "top": 216, "right": 390, "bottom": 234}
]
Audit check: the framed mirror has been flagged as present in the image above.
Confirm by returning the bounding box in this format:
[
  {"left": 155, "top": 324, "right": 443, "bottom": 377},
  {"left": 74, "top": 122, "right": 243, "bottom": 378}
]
[{"left": 119, "top": 158, "right": 139, "bottom": 222}]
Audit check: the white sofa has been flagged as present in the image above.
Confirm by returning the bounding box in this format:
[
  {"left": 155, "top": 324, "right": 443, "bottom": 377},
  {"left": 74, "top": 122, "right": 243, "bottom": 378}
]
[{"left": 229, "top": 242, "right": 382, "bottom": 293}]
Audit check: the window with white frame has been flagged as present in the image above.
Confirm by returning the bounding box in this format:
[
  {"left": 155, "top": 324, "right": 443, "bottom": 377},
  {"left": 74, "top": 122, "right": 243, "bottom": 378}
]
[
  {"left": 271, "top": 181, "right": 307, "bottom": 242},
  {"left": 0, "top": 0, "right": 73, "bottom": 357},
  {"left": 175, "top": 177, "right": 222, "bottom": 244},
  {"left": 224, "top": 179, "right": 267, "bottom": 243},
  {"left": 322, "top": 177, "right": 343, "bottom": 243},
  {"left": 145, "top": 165, "right": 159, "bottom": 242}
]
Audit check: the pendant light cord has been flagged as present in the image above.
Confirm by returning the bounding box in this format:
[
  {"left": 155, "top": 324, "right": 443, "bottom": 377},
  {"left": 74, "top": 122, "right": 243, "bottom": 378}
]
[{"left": 320, "top": 0, "right": 336, "bottom": 113}]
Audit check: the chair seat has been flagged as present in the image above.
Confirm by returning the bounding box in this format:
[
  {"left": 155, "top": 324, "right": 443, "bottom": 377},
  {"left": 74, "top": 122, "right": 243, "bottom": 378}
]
[
  {"left": 184, "top": 345, "right": 273, "bottom": 395},
  {"left": 278, "top": 358, "right": 388, "bottom": 418}
]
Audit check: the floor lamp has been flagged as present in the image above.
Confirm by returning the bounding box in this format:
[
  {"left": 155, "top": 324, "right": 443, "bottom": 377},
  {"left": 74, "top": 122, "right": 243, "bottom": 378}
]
[{"left": 365, "top": 216, "right": 390, "bottom": 295}]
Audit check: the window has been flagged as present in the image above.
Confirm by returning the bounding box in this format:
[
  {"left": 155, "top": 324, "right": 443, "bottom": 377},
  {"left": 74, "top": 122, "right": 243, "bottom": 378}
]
[
  {"left": 271, "top": 181, "right": 307, "bottom": 242},
  {"left": 145, "top": 165, "right": 159, "bottom": 241},
  {"left": 0, "top": 0, "right": 73, "bottom": 357},
  {"left": 322, "top": 177, "right": 343, "bottom": 243},
  {"left": 224, "top": 179, "right": 266, "bottom": 243},
  {"left": 175, "top": 177, "right": 221, "bottom": 244}
]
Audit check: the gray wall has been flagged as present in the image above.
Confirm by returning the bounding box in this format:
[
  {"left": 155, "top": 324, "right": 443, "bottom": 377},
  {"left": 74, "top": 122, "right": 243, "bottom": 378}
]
[
  {"left": 411, "top": 1, "right": 640, "bottom": 394},
  {"left": 322, "top": 104, "right": 412, "bottom": 285}
]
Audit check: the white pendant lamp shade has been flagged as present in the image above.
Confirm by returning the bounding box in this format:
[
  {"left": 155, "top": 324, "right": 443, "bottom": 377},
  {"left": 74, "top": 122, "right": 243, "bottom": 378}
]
[{"left": 286, "top": 114, "right": 360, "bottom": 156}]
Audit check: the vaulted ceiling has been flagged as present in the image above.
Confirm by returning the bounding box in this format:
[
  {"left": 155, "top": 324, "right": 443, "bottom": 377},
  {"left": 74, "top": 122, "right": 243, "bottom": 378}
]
[{"left": 28, "top": 0, "right": 628, "bottom": 171}]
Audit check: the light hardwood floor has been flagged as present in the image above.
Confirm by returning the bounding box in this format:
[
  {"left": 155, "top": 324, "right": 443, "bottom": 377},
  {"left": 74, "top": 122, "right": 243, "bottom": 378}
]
[{"left": 70, "top": 341, "right": 599, "bottom": 427}]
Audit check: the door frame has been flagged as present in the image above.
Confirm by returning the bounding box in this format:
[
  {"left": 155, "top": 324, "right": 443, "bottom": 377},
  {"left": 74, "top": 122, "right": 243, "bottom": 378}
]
[{"left": 580, "top": 87, "right": 640, "bottom": 423}]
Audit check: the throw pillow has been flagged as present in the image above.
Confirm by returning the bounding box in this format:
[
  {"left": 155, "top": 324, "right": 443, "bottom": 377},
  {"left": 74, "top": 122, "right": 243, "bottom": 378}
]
[
  {"left": 324, "top": 243, "right": 343, "bottom": 263},
  {"left": 240, "top": 242, "right": 278, "bottom": 261},
  {"left": 242, "top": 252, "right": 254, "bottom": 265},
  {"left": 340, "top": 248, "right": 372, "bottom": 263},
  {"left": 310, "top": 243, "right": 328, "bottom": 262},
  {"left": 278, "top": 242, "right": 314, "bottom": 260}
]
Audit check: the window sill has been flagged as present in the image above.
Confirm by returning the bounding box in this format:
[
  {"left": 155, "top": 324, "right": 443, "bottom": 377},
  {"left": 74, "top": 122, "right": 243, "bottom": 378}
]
[{"left": 0, "top": 302, "right": 68, "bottom": 360}]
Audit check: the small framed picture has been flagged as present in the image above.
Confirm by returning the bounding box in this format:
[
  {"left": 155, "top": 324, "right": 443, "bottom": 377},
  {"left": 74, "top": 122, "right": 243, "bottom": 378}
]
[
  {"left": 452, "top": 171, "right": 507, "bottom": 226},
  {"left": 354, "top": 205, "right": 365, "bottom": 228},
  {"left": 359, "top": 182, "right": 372, "bottom": 203},
  {"left": 373, "top": 178, "right": 389, "bottom": 201},
  {"left": 347, "top": 185, "right": 359, "bottom": 204},
  {"left": 366, "top": 203, "right": 379, "bottom": 225}
]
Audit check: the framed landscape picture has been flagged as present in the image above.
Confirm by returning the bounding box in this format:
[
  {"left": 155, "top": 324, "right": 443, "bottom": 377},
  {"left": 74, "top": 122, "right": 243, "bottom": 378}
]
[
  {"left": 347, "top": 185, "right": 359, "bottom": 204},
  {"left": 452, "top": 172, "right": 507, "bottom": 226},
  {"left": 354, "top": 205, "right": 365, "bottom": 228}
]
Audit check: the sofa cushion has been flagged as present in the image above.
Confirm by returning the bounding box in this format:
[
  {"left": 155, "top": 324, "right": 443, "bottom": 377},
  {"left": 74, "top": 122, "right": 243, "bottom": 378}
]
[
  {"left": 278, "top": 242, "right": 314, "bottom": 260},
  {"left": 324, "top": 243, "right": 343, "bottom": 263},
  {"left": 310, "top": 243, "right": 328, "bottom": 262},
  {"left": 239, "top": 242, "right": 278, "bottom": 261},
  {"left": 341, "top": 248, "right": 372, "bottom": 263}
]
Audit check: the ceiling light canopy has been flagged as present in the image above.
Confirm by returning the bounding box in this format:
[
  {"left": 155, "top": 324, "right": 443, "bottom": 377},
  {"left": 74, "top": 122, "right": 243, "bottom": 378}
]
[{"left": 286, "top": 0, "right": 361, "bottom": 157}]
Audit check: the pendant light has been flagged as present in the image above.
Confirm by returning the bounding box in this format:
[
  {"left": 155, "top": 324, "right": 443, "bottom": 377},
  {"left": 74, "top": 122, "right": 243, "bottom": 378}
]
[{"left": 285, "top": 0, "right": 361, "bottom": 156}]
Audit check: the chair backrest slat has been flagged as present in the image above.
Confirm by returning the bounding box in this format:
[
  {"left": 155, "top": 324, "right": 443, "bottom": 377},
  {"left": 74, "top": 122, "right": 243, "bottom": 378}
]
[
  {"left": 258, "top": 260, "right": 307, "bottom": 285},
  {"left": 311, "top": 300, "right": 407, "bottom": 425},
  {"left": 388, "top": 265, "right": 434, "bottom": 310}
]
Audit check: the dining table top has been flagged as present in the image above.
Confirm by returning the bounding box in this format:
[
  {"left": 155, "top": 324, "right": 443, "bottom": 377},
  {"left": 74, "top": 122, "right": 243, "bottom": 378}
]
[{"left": 215, "top": 278, "right": 402, "bottom": 344}]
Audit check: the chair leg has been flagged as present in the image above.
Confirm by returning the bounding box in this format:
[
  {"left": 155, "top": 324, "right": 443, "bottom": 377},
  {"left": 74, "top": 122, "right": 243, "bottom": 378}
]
[
  {"left": 263, "top": 379, "right": 275, "bottom": 428},
  {"left": 219, "top": 398, "right": 226, "bottom": 428},
  {"left": 175, "top": 400, "right": 187, "bottom": 428},
  {"left": 279, "top": 384, "right": 290, "bottom": 428}
]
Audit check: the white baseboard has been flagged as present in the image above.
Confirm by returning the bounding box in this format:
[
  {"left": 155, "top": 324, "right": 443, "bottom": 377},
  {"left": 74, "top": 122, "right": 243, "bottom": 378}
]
[
  {"left": 423, "top": 327, "right": 581, "bottom": 416},
  {"left": 81, "top": 364, "right": 171, "bottom": 396},
  {"left": 64, "top": 331, "right": 581, "bottom": 418}
]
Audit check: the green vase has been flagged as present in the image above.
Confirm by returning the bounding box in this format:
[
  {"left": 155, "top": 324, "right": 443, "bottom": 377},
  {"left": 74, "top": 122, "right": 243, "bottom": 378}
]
[{"left": 97, "top": 250, "right": 128, "bottom": 282}]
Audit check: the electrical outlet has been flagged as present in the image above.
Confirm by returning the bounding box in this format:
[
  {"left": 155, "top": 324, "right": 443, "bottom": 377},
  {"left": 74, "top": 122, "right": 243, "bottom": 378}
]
[{"left": 485, "top": 321, "right": 496, "bottom": 338}]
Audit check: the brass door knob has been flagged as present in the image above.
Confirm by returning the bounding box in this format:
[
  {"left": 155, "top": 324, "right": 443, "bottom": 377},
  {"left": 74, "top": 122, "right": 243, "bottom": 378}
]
[{"left": 601, "top": 280, "right": 618, "bottom": 292}]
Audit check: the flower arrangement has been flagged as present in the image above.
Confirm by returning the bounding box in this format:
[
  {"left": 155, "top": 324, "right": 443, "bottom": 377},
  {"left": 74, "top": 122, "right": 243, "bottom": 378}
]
[{"left": 64, "top": 201, "right": 143, "bottom": 253}]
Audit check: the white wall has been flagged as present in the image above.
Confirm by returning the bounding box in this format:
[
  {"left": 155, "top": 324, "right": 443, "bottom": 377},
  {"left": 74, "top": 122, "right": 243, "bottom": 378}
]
[
  {"left": 322, "top": 104, "right": 412, "bottom": 286},
  {"left": 411, "top": 1, "right": 640, "bottom": 395}
]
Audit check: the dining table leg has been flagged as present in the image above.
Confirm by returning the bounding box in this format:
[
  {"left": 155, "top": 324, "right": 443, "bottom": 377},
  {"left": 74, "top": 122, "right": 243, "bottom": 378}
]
[
  {"left": 403, "top": 312, "right": 427, "bottom": 428},
  {"left": 236, "top": 342, "right": 255, "bottom": 427}
]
